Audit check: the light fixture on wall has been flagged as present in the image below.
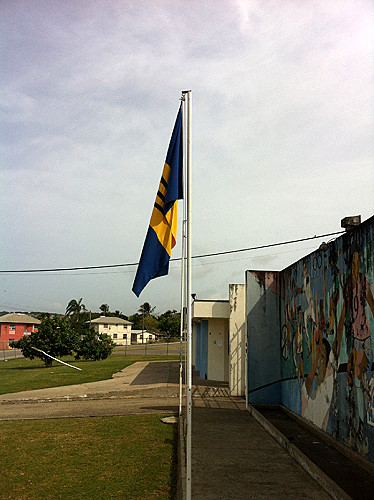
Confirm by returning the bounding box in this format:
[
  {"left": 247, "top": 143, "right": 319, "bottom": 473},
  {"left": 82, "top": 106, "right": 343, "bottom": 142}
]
[
  {"left": 341, "top": 215, "right": 361, "bottom": 232},
  {"left": 319, "top": 242, "right": 329, "bottom": 252}
]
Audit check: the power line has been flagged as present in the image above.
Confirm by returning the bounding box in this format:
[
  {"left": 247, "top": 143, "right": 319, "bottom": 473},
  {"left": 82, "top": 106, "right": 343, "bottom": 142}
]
[{"left": 0, "top": 230, "right": 344, "bottom": 275}]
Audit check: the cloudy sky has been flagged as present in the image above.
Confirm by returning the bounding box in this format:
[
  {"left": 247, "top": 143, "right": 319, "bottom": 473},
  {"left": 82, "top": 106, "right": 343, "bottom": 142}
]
[{"left": 1, "top": 0, "right": 373, "bottom": 316}]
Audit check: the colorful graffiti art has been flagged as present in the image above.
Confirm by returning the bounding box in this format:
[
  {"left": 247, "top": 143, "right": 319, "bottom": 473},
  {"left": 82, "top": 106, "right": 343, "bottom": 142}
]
[{"left": 280, "top": 218, "right": 374, "bottom": 460}]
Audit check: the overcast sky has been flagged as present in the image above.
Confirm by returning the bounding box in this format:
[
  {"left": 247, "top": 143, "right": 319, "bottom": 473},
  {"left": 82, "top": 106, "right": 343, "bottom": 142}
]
[{"left": 1, "top": 0, "right": 373, "bottom": 316}]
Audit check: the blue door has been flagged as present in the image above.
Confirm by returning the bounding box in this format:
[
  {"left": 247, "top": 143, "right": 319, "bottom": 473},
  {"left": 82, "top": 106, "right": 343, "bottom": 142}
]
[
  {"left": 195, "top": 323, "right": 201, "bottom": 372},
  {"left": 200, "top": 320, "right": 208, "bottom": 380}
]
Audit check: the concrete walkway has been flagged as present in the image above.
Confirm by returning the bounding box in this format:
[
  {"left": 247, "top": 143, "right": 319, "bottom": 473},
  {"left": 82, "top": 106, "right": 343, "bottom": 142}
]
[
  {"left": 0, "top": 361, "right": 352, "bottom": 498},
  {"left": 187, "top": 374, "right": 343, "bottom": 500},
  {"left": 190, "top": 407, "right": 332, "bottom": 499}
]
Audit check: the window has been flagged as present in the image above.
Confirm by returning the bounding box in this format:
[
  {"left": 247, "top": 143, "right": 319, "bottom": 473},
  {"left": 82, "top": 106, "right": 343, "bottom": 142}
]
[
  {"left": 113, "top": 333, "right": 118, "bottom": 339},
  {"left": 104, "top": 324, "right": 108, "bottom": 329},
  {"left": 9, "top": 325, "right": 16, "bottom": 332},
  {"left": 123, "top": 334, "right": 127, "bottom": 339}
]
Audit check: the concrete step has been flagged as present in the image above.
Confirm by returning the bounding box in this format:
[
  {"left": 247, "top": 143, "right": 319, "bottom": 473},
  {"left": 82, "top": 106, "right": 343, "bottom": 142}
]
[{"left": 255, "top": 405, "right": 374, "bottom": 500}]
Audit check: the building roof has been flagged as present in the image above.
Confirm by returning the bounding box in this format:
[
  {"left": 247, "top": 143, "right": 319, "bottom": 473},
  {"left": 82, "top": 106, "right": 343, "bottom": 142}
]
[
  {"left": 0, "top": 313, "right": 41, "bottom": 324},
  {"left": 131, "top": 330, "right": 156, "bottom": 335},
  {"left": 88, "top": 316, "right": 132, "bottom": 325}
]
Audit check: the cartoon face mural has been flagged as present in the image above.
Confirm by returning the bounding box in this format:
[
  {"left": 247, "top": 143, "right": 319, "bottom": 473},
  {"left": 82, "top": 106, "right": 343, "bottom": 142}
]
[{"left": 280, "top": 219, "right": 374, "bottom": 461}]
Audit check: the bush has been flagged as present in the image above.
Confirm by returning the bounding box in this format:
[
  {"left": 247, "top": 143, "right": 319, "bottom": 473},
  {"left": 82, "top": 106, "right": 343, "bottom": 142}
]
[{"left": 74, "top": 331, "right": 115, "bottom": 361}]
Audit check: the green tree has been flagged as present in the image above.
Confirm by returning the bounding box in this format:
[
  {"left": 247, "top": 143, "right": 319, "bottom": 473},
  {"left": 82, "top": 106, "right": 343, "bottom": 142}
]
[
  {"left": 74, "top": 330, "right": 114, "bottom": 361},
  {"left": 138, "top": 302, "right": 156, "bottom": 317},
  {"left": 113, "top": 310, "right": 128, "bottom": 320},
  {"left": 143, "top": 316, "right": 158, "bottom": 333},
  {"left": 99, "top": 304, "right": 110, "bottom": 316},
  {"left": 138, "top": 302, "right": 157, "bottom": 332},
  {"left": 128, "top": 313, "right": 142, "bottom": 330},
  {"left": 10, "top": 317, "right": 79, "bottom": 367},
  {"left": 65, "top": 298, "right": 86, "bottom": 321},
  {"left": 157, "top": 310, "right": 181, "bottom": 340}
]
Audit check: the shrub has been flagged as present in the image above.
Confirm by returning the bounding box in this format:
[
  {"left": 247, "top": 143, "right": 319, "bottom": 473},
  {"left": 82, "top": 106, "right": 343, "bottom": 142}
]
[{"left": 74, "top": 331, "right": 115, "bottom": 361}]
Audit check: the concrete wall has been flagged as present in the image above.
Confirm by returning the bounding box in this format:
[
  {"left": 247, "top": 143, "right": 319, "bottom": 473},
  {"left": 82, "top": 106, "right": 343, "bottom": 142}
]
[
  {"left": 245, "top": 215, "right": 374, "bottom": 463},
  {"left": 192, "top": 301, "right": 230, "bottom": 319},
  {"left": 229, "top": 284, "right": 246, "bottom": 396},
  {"left": 246, "top": 271, "right": 281, "bottom": 404},
  {"left": 279, "top": 216, "right": 374, "bottom": 461},
  {"left": 207, "top": 318, "right": 229, "bottom": 382}
]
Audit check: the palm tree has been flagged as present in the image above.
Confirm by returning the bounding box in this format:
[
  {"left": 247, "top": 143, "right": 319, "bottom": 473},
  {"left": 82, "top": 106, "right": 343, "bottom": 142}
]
[
  {"left": 65, "top": 298, "right": 86, "bottom": 321},
  {"left": 99, "top": 304, "right": 110, "bottom": 316},
  {"left": 138, "top": 302, "right": 156, "bottom": 317},
  {"left": 138, "top": 302, "right": 156, "bottom": 333}
]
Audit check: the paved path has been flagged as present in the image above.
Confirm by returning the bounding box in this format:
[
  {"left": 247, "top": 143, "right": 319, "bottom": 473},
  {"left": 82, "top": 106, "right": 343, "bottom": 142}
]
[
  {"left": 190, "top": 406, "right": 332, "bottom": 500},
  {"left": 0, "top": 397, "right": 179, "bottom": 420}
]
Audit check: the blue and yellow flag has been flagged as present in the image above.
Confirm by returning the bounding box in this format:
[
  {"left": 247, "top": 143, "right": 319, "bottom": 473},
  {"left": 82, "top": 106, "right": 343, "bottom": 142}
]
[{"left": 132, "top": 107, "right": 183, "bottom": 297}]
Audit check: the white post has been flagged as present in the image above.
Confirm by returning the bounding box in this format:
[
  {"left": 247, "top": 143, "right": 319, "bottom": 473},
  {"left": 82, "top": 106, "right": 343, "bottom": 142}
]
[
  {"left": 183, "top": 89, "right": 192, "bottom": 500},
  {"left": 179, "top": 221, "right": 186, "bottom": 416},
  {"left": 179, "top": 95, "right": 188, "bottom": 417}
]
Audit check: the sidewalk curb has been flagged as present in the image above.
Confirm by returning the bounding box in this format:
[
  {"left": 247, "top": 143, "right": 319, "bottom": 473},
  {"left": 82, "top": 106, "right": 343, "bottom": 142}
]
[
  {"left": 0, "top": 393, "right": 180, "bottom": 405},
  {"left": 247, "top": 404, "right": 351, "bottom": 500}
]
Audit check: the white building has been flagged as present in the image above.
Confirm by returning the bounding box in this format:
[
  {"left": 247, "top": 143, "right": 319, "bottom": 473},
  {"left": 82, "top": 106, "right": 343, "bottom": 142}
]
[
  {"left": 131, "top": 330, "right": 157, "bottom": 344},
  {"left": 192, "top": 284, "right": 246, "bottom": 396},
  {"left": 88, "top": 316, "right": 132, "bottom": 346}
]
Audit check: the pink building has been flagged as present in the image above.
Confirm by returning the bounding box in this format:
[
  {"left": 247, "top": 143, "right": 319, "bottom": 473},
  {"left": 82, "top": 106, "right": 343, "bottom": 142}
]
[{"left": 0, "top": 313, "right": 41, "bottom": 349}]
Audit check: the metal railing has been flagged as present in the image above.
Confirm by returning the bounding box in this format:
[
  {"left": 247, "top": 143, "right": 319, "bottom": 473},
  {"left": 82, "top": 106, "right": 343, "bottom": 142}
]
[
  {"left": 0, "top": 341, "right": 22, "bottom": 360},
  {"left": 114, "top": 340, "right": 186, "bottom": 356}
]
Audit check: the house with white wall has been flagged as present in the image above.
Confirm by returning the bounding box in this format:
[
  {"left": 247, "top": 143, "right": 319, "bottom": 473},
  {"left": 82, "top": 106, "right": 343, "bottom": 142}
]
[
  {"left": 192, "top": 284, "right": 246, "bottom": 396},
  {"left": 131, "top": 330, "right": 157, "bottom": 344},
  {"left": 88, "top": 316, "right": 132, "bottom": 346}
]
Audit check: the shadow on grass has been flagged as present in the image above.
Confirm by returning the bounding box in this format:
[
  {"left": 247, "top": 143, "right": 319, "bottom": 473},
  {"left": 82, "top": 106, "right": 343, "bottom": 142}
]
[
  {"left": 6, "top": 365, "right": 51, "bottom": 370},
  {"left": 5, "top": 359, "right": 93, "bottom": 370}
]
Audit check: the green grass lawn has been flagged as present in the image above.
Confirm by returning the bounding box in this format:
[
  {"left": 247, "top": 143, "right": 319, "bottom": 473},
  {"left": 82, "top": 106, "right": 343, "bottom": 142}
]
[
  {"left": 0, "top": 415, "right": 177, "bottom": 499},
  {"left": 0, "top": 353, "right": 180, "bottom": 396}
]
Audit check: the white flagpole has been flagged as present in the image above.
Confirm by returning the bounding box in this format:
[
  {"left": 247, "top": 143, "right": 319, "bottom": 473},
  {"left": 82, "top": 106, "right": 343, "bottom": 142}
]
[
  {"left": 179, "top": 95, "right": 188, "bottom": 417},
  {"left": 182, "top": 89, "right": 192, "bottom": 500},
  {"left": 179, "top": 218, "right": 186, "bottom": 416}
]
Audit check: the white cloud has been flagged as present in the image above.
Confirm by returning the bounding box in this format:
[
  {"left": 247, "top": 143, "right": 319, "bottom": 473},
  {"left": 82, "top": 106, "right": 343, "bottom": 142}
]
[{"left": 1, "top": 0, "right": 373, "bottom": 314}]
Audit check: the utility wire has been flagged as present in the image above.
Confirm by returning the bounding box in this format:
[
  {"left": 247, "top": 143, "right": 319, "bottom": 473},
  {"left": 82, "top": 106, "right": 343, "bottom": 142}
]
[{"left": 0, "top": 230, "right": 344, "bottom": 274}]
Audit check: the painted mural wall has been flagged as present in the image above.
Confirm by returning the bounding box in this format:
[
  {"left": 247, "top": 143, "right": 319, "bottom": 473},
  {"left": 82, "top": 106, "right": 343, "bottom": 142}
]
[{"left": 280, "top": 216, "right": 374, "bottom": 461}]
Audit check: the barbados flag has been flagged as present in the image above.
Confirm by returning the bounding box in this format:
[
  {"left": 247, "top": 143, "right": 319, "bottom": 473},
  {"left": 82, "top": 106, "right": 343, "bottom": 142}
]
[{"left": 132, "top": 107, "right": 183, "bottom": 297}]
